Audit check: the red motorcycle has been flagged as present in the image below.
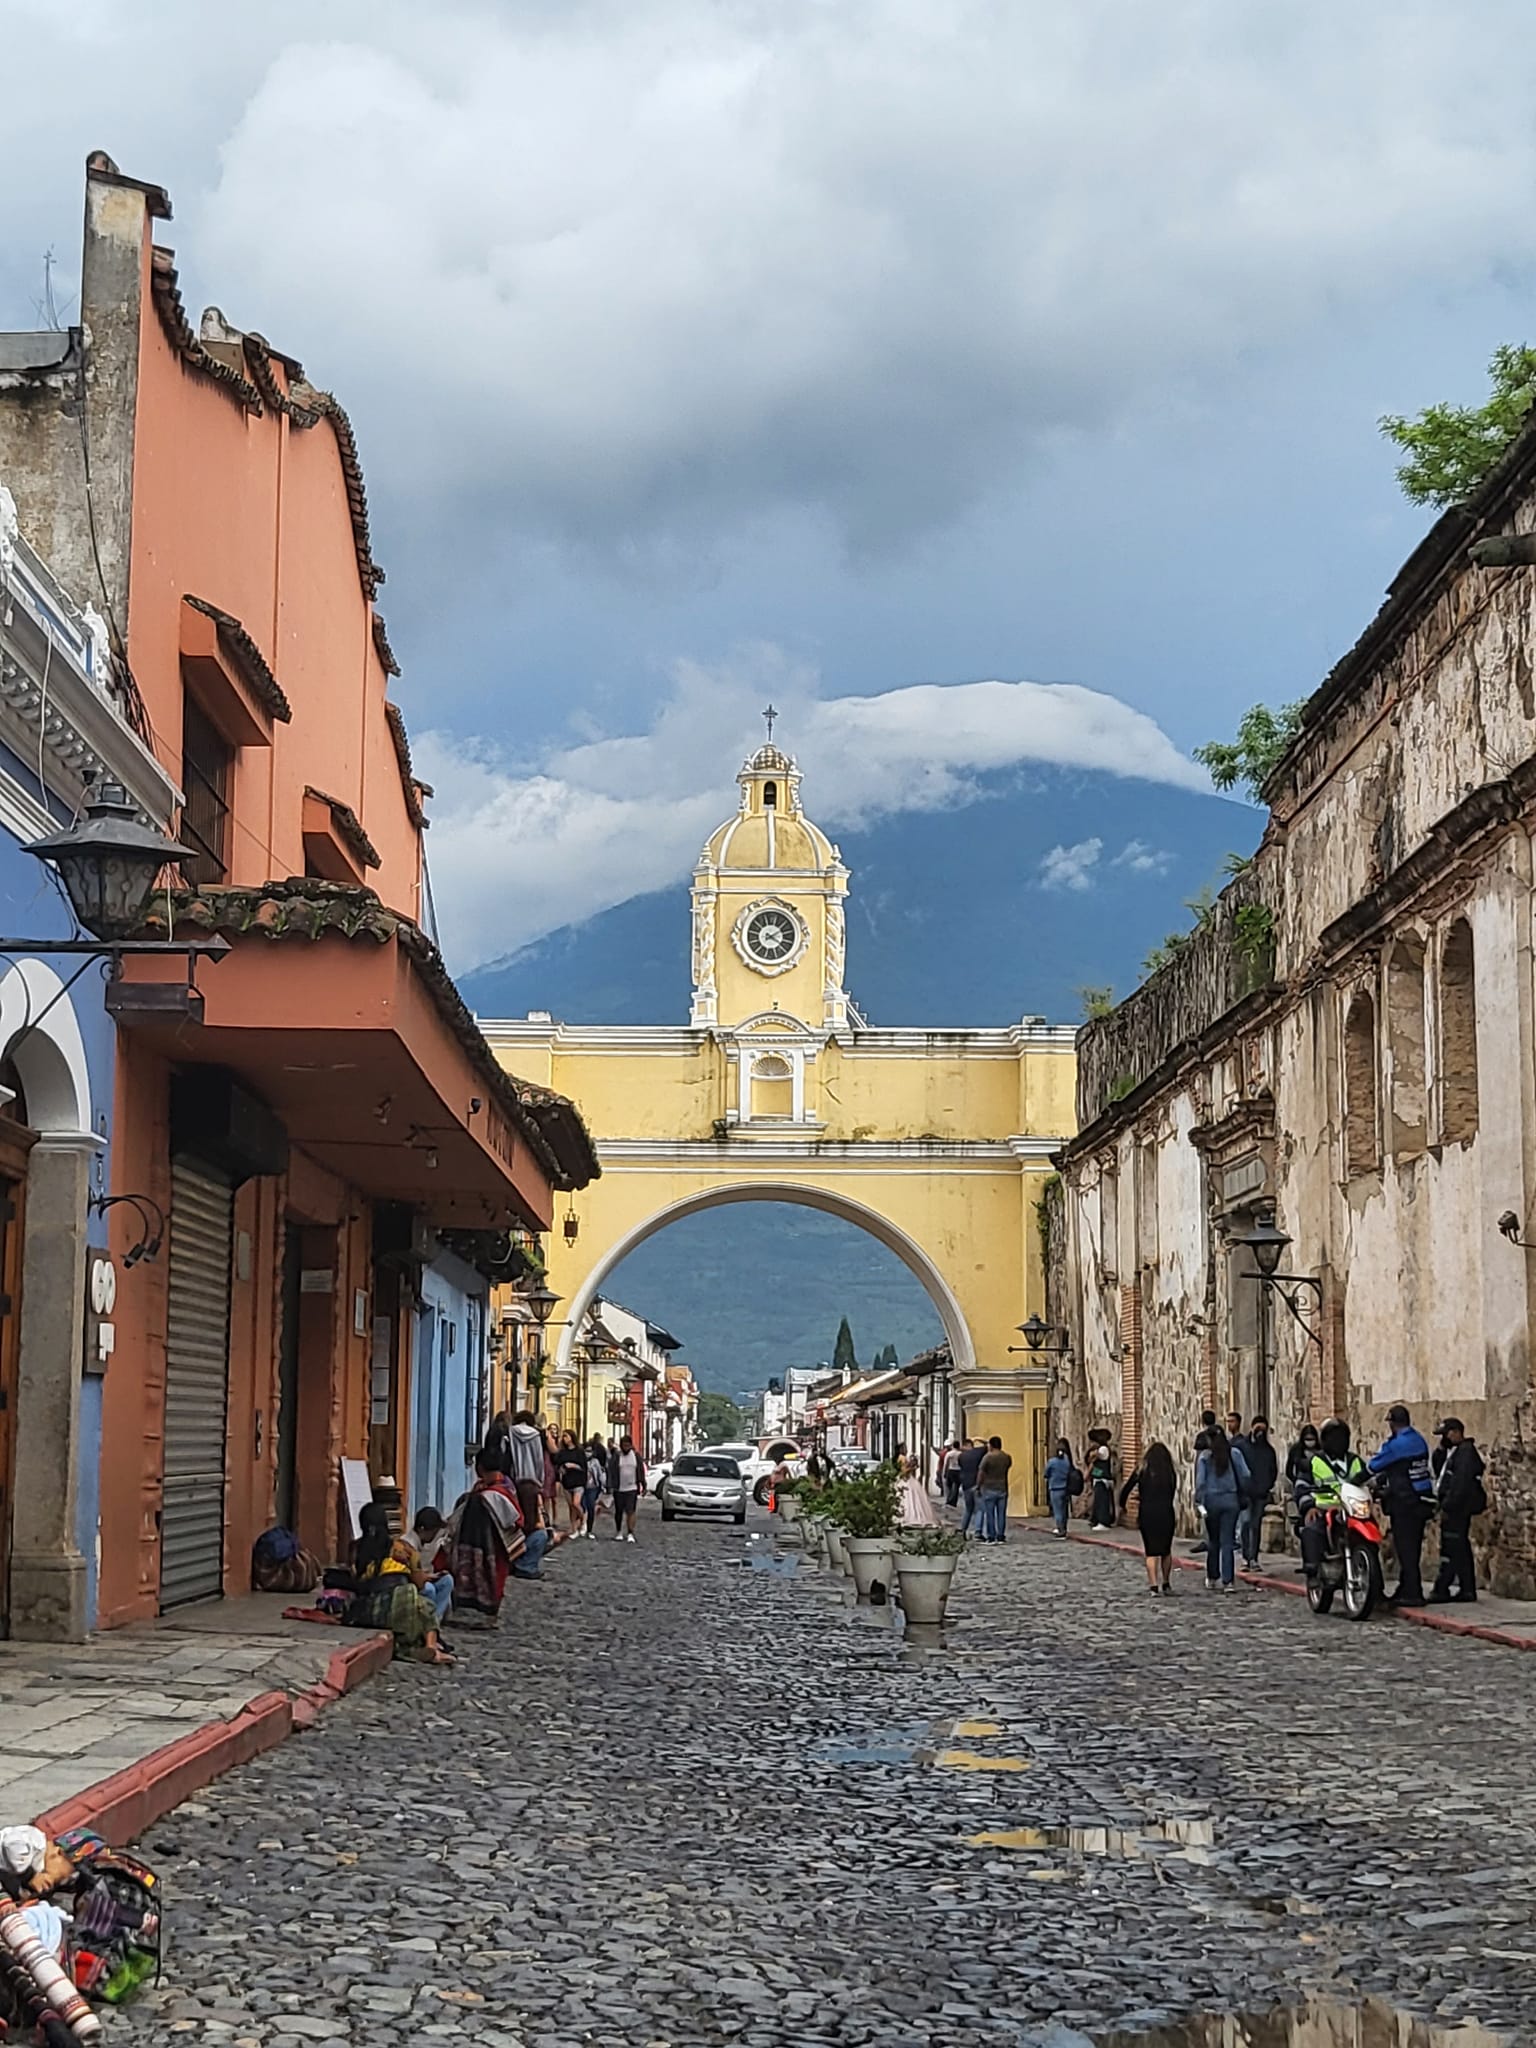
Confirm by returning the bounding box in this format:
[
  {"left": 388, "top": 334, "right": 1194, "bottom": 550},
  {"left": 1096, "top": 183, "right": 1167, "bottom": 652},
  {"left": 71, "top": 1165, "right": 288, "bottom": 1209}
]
[{"left": 1304, "top": 1476, "right": 1385, "bottom": 1620}]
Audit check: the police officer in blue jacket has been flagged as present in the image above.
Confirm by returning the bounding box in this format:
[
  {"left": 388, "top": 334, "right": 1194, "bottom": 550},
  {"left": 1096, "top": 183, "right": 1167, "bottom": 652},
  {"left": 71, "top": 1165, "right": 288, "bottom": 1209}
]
[{"left": 1368, "top": 1403, "right": 1434, "bottom": 1607}]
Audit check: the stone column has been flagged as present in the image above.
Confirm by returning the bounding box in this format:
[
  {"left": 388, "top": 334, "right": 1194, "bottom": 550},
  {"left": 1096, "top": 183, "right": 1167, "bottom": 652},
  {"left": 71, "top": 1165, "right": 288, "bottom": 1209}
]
[{"left": 9, "top": 1134, "right": 96, "bottom": 1641}]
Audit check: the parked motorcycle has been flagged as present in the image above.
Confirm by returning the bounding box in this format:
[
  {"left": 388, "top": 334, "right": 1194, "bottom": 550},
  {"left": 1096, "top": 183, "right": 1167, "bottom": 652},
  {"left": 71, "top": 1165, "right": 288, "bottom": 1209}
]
[{"left": 1304, "top": 1476, "right": 1384, "bottom": 1619}]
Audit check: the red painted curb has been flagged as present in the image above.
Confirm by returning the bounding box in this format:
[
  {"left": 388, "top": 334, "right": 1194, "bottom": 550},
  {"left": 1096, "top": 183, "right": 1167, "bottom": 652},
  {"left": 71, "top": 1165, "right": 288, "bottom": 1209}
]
[
  {"left": 33, "top": 1630, "right": 394, "bottom": 1845},
  {"left": 1028, "top": 1522, "right": 1536, "bottom": 1648}
]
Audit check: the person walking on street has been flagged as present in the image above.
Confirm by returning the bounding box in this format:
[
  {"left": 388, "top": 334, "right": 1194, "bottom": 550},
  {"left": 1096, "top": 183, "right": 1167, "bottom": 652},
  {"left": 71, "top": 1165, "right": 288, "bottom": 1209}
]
[
  {"left": 957, "top": 1437, "right": 986, "bottom": 1535},
  {"left": 1087, "top": 1440, "right": 1116, "bottom": 1530},
  {"left": 1195, "top": 1426, "right": 1250, "bottom": 1590},
  {"left": 1119, "top": 1440, "right": 1178, "bottom": 1592},
  {"left": 941, "top": 1442, "right": 964, "bottom": 1511},
  {"left": 1430, "top": 1418, "right": 1487, "bottom": 1604},
  {"left": 1238, "top": 1416, "right": 1278, "bottom": 1567},
  {"left": 555, "top": 1430, "right": 587, "bottom": 1532},
  {"left": 580, "top": 1436, "right": 607, "bottom": 1538},
  {"left": 608, "top": 1434, "right": 646, "bottom": 1542},
  {"left": 1044, "top": 1439, "right": 1078, "bottom": 1536},
  {"left": 504, "top": 1410, "right": 548, "bottom": 1538},
  {"left": 1369, "top": 1404, "right": 1435, "bottom": 1607},
  {"left": 976, "top": 1436, "right": 1013, "bottom": 1542}
]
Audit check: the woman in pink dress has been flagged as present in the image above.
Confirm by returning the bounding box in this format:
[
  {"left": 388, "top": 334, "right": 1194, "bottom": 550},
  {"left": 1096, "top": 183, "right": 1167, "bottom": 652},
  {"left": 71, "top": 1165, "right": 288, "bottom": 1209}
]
[{"left": 896, "top": 1453, "right": 939, "bottom": 1527}]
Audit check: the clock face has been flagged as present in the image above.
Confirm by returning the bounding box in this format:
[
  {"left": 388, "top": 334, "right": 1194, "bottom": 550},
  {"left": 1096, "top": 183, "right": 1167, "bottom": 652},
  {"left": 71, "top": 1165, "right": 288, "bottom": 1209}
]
[
  {"left": 746, "top": 908, "right": 797, "bottom": 963},
  {"left": 736, "top": 900, "right": 807, "bottom": 974}
]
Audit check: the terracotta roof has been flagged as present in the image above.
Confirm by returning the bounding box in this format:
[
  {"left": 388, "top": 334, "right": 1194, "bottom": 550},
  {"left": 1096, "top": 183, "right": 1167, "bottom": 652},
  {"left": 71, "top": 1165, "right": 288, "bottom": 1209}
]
[
  {"left": 150, "top": 250, "right": 262, "bottom": 411},
  {"left": 184, "top": 596, "right": 293, "bottom": 722},
  {"left": 371, "top": 614, "right": 401, "bottom": 677},
  {"left": 385, "top": 701, "right": 431, "bottom": 829},
  {"left": 304, "top": 786, "right": 381, "bottom": 870},
  {"left": 141, "top": 877, "right": 600, "bottom": 1191}
]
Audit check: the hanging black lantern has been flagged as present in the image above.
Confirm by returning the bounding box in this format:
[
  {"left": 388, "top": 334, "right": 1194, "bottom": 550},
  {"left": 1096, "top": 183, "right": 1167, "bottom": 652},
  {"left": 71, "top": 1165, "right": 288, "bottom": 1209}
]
[{"left": 28, "top": 781, "right": 192, "bottom": 941}]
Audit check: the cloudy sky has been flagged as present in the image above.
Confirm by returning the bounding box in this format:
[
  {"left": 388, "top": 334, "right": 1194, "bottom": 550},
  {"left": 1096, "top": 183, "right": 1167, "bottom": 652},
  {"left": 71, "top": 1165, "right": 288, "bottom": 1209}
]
[{"left": 4, "top": 1, "right": 1536, "bottom": 967}]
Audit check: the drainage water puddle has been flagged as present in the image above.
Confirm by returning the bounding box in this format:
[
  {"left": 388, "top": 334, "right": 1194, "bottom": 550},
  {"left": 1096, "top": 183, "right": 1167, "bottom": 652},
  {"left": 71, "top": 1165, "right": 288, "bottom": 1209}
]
[
  {"left": 1091, "top": 1998, "right": 1506, "bottom": 2048},
  {"left": 970, "top": 1818, "right": 1214, "bottom": 1860},
  {"left": 730, "top": 1552, "right": 803, "bottom": 1576},
  {"left": 812, "top": 1723, "right": 933, "bottom": 1766}
]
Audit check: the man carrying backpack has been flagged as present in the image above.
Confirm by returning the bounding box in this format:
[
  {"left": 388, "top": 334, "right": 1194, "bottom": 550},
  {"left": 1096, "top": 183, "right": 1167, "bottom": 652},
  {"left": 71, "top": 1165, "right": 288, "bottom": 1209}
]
[{"left": 1429, "top": 1418, "right": 1487, "bottom": 1604}]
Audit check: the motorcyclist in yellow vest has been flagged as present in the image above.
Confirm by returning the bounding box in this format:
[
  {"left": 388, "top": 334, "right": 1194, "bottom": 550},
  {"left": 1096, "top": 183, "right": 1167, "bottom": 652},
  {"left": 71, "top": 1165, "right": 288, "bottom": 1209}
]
[{"left": 1294, "top": 1419, "right": 1367, "bottom": 1574}]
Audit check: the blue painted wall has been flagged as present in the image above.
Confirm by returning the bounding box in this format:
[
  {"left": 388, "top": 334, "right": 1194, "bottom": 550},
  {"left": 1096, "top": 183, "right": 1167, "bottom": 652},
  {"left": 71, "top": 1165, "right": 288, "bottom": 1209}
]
[
  {"left": 0, "top": 736, "right": 119, "bottom": 1629},
  {"left": 410, "top": 1247, "right": 488, "bottom": 1520}
]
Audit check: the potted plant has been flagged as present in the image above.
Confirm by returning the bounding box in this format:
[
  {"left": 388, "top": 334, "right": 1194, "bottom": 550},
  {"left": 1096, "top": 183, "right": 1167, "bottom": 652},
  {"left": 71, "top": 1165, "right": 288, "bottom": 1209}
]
[
  {"left": 818, "top": 1482, "right": 850, "bottom": 1570},
  {"left": 841, "top": 1466, "right": 900, "bottom": 1603},
  {"left": 895, "top": 1524, "right": 965, "bottom": 1625},
  {"left": 775, "top": 1476, "right": 804, "bottom": 1526}
]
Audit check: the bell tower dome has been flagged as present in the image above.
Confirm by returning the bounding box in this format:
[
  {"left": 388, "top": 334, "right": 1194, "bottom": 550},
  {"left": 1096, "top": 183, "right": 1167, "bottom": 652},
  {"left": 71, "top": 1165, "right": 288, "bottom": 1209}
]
[{"left": 689, "top": 718, "right": 849, "bottom": 1033}]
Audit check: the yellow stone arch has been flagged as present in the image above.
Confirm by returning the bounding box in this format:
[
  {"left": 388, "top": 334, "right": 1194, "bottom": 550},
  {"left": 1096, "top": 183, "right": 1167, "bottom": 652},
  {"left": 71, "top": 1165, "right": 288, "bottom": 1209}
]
[{"left": 481, "top": 737, "right": 1077, "bottom": 1510}]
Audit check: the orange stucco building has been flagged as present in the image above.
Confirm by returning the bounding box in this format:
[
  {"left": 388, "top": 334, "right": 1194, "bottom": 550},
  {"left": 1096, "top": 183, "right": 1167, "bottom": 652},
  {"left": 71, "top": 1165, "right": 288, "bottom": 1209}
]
[{"left": 0, "top": 154, "right": 596, "bottom": 1634}]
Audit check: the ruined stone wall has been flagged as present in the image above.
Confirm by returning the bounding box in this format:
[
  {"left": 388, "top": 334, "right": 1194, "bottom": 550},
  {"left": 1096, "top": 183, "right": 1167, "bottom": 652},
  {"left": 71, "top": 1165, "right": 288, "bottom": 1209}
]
[{"left": 1076, "top": 861, "right": 1274, "bottom": 1128}]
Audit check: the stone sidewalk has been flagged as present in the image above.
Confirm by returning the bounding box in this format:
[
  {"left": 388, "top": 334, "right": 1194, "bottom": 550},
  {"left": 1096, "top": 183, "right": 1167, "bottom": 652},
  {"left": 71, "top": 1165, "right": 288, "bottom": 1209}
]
[
  {"left": 1033, "top": 1515, "right": 1536, "bottom": 1644},
  {"left": 0, "top": 1594, "right": 390, "bottom": 1834}
]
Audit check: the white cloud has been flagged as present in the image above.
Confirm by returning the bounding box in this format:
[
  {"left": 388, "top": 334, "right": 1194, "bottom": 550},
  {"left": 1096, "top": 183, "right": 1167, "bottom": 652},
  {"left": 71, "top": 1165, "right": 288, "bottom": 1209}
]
[
  {"left": 1038, "top": 839, "right": 1104, "bottom": 894},
  {"left": 417, "top": 654, "right": 1204, "bottom": 969},
  {"left": 1114, "top": 840, "right": 1174, "bottom": 875},
  {"left": 7, "top": 3, "right": 1534, "bottom": 560}
]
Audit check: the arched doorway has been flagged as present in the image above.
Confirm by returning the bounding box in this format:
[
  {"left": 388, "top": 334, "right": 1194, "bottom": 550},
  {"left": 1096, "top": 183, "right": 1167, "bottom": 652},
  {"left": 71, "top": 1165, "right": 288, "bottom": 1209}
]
[
  {"left": 0, "top": 959, "right": 98, "bottom": 1639},
  {"left": 556, "top": 1182, "right": 976, "bottom": 1377}
]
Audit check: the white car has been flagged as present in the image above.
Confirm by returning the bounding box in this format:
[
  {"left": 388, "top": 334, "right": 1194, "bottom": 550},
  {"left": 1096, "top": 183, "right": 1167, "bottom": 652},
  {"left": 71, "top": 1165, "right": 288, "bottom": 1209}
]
[
  {"left": 710, "top": 1438, "right": 805, "bottom": 1505},
  {"left": 660, "top": 1452, "right": 749, "bottom": 1523}
]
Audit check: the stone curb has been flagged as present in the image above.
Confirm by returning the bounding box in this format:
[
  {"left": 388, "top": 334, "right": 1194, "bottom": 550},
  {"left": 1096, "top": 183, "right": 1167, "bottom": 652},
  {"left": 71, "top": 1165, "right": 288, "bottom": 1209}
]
[
  {"left": 32, "top": 1632, "right": 392, "bottom": 1845},
  {"left": 1027, "top": 1523, "right": 1536, "bottom": 1651}
]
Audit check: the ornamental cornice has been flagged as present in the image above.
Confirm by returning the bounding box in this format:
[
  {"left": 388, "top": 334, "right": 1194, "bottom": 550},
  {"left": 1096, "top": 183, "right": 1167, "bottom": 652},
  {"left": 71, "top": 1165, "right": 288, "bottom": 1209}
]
[{"left": 0, "top": 487, "right": 180, "bottom": 825}]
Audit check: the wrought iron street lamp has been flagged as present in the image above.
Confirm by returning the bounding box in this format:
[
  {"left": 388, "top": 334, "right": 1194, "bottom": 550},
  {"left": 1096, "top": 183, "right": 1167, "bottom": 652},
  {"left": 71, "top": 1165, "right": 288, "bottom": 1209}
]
[
  {"left": 1008, "top": 1315, "right": 1070, "bottom": 1357},
  {"left": 1230, "top": 1210, "right": 1323, "bottom": 1351},
  {"left": 27, "top": 781, "right": 201, "bottom": 943}
]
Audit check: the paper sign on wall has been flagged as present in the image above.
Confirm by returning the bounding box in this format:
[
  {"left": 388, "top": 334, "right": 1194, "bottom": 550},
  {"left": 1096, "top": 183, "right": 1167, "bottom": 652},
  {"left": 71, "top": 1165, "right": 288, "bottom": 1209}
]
[{"left": 340, "top": 1457, "right": 372, "bottom": 1539}]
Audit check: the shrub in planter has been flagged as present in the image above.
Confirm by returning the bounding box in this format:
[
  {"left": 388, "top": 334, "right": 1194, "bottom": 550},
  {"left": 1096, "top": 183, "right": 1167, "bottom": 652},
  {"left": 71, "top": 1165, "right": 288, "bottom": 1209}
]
[
  {"left": 896, "top": 1521, "right": 964, "bottom": 1625},
  {"left": 842, "top": 1465, "right": 900, "bottom": 1600}
]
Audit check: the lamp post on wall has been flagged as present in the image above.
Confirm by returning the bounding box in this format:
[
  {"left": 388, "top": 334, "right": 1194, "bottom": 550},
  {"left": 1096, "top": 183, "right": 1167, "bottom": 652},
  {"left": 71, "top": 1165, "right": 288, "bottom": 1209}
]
[
  {"left": 1229, "top": 1210, "right": 1323, "bottom": 1353},
  {"left": 523, "top": 1281, "right": 561, "bottom": 1414}
]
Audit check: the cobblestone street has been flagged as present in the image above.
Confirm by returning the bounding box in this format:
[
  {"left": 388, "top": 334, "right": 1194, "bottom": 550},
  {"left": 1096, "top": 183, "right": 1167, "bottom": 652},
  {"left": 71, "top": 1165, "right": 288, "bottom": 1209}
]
[{"left": 117, "top": 1512, "right": 1536, "bottom": 2048}]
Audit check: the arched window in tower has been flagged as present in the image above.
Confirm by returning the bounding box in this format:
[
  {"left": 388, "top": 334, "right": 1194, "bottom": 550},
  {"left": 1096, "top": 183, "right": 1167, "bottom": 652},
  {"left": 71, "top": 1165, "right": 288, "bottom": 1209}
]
[
  {"left": 763, "top": 781, "right": 778, "bottom": 809},
  {"left": 751, "top": 1050, "right": 795, "bottom": 1121},
  {"left": 1343, "top": 987, "right": 1380, "bottom": 1177},
  {"left": 1439, "top": 918, "right": 1479, "bottom": 1143},
  {"left": 1386, "top": 934, "right": 1427, "bottom": 1157}
]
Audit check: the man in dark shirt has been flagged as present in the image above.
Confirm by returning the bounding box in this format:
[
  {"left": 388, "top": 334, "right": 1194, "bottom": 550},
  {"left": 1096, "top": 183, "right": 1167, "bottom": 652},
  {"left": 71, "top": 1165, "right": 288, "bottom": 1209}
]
[
  {"left": 1429, "top": 1418, "right": 1486, "bottom": 1604},
  {"left": 957, "top": 1437, "right": 986, "bottom": 1536},
  {"left": 977, "top": 1437, "right": 1013, "bottom": 1543}
]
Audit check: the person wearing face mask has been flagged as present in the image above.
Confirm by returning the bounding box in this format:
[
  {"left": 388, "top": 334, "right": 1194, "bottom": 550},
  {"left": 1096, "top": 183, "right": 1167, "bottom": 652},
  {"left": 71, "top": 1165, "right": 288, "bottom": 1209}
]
[
  {"left": 1238, "top": 1415, "right": 1278, "bottom": 1567},
  {"left": 1286, "top": 1424, "right": 1320, "bottom": 1549}
]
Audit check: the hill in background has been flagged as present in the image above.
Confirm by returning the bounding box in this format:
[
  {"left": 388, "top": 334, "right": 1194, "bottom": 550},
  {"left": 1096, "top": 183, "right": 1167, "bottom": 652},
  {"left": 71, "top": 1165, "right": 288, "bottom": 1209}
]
[{"left": 460, "top": 765, "right": 1256, "bottom": 1027}]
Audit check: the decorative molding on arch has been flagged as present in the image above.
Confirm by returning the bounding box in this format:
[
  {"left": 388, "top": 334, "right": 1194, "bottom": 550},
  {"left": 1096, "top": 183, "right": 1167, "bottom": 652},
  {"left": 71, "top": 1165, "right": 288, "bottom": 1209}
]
[
  {"left": 0, "top": 958, "right": 95, "bottom": 1140},
  {"left": 553, "top": 1181, "right": 976, "bottom": 1381}
]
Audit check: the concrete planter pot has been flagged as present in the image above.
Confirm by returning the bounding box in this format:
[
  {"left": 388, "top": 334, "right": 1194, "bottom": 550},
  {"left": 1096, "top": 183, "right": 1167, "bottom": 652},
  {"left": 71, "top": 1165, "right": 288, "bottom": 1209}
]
[
  {"left": 823, "top": 1522, "right": 848, "bottom": 1570},
  {"left": 843, "top": 1535, "right": 898, "bottom": 1604},
  {"left": 777, "top": 1493, "right": 803, "bottom": 1525},
  {"left": 895, "top": 1551, "right": 959, "bottom": 1626},
  {"left": 801, "top": 1515, "right": 825, "bottom": 1558}
]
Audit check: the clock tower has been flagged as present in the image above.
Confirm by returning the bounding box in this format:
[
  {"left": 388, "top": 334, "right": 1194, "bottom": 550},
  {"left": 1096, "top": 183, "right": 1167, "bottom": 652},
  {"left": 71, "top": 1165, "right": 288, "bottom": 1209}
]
[{"left": 689, "top": 734, "right": 850, "bottom": 1121}]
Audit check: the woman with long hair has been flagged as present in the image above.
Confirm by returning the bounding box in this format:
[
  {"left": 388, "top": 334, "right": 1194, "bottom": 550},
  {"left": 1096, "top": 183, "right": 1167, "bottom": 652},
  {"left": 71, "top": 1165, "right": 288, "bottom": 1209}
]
[
  {"left": 895, "top": 1451, "right": 938, "bottom": 1527},
  {"left": 1195, "top": 1426, "right": 1251, "bottom": 1591},
  {"left": 555, "top": 1429, "right": 587, "bottom": 1532},
  {"left": 1119, "top": 1440, "right": 1178, "bottom": 1592},
  {"left": 350, "top": 1503, "right": 454, "bottom": 1664}
]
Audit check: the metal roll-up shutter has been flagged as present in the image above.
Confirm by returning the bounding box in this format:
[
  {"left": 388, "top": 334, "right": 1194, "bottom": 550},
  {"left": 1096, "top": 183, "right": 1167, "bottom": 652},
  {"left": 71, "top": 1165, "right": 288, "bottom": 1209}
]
[{"left": 160, "top": 1161, "right": 234, "bottom": 1610}]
